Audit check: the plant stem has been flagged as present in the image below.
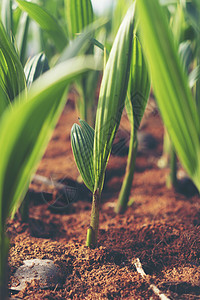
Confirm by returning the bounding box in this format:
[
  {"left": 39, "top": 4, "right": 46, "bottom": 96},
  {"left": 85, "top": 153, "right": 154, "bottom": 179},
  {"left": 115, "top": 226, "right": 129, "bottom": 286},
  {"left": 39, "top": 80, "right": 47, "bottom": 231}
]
[
  {"left": 157, "top": 127, "right": 171, "bottom": 168},
  {"left": 166, "top": 146, "right": 177, "bottom": 189},
  {"left": 170, "top": 147, "right": 177, "bottom": 188},
  {"left": 0, "top": 233, "right": 9, "bottom": 300},
  {"left": 86, "top": 189, "right": 101, "bottom": 248},
  {"left": 115, "top": 128, "right": 138, "bottom": 214}
]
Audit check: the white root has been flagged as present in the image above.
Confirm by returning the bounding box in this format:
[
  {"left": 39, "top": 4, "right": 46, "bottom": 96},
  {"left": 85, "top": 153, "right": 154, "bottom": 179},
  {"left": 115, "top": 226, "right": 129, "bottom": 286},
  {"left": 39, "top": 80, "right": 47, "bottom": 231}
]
[{"left": 134, "top": 258, "right": 171, "bottom": 300}]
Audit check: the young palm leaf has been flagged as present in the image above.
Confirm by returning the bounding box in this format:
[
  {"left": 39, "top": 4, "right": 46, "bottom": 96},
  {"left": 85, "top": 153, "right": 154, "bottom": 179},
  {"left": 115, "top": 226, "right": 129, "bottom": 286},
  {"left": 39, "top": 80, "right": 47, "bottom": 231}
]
[
  {"left": 136, "top": 0, "right": 200, "bottom": 191},
  {"left": 71, "top": 119, "right": 95, "bottom": 192},
  {"left": 115, "top": 35, "right": 150, "bottom": 214},
  {"left": 94, "top": 4, "right": 135, "bottom": 193},
  {"left": 71, "top": 4, "right": 135, "bottom": 248},
  {"left": 90, "top": 4, "right": 135, "bottom": 247}
]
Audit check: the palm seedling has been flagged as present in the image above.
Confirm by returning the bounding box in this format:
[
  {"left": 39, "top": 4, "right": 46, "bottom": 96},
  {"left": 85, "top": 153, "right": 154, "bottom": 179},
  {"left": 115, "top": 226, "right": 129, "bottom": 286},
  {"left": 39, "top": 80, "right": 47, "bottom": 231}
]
[
  {"left": 115, "top": 35, "right": 150, "bottom": 214},
  {"left": 71, "top": 4, "right": 135, "bottom": 248},
  {"left": 136, "top": 0, "right": 200, "bottom": 193}
]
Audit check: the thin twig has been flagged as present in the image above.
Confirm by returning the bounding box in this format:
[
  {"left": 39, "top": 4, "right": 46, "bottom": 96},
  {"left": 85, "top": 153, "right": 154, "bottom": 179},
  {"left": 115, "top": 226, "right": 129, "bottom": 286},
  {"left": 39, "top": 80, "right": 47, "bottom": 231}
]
[{"left": 133, "top": 258, "right": 171, "bottom": 300}]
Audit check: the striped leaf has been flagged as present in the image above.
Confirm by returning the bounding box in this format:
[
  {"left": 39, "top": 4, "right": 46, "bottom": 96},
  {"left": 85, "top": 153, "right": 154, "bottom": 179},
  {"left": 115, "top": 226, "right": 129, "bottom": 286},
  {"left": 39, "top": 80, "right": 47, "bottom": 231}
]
[
  {"left": 0, "top": 21, "right": 26, "bottom": 102},
  {"left": 1, "top": 0, "right": 13, "bottom": 35},
  {"left": 15, "top": 12, "right": 30, "bottom": 65},
  {"left": 71, "top": 119, "right": 94, "bottom": 192},
  {"left": 65, "top": 0, "right": 93, "bottom": 40},
  {"left": 16, "top": 0, "right": 68, "bottom": 52},
  {"left": 126, "top": 35, "right": 150, "bottom": 131},
  {"left": 136, "top": 0, "right": 200, "bottom": 191},
  {"left": 0, "top": 84, "right": 10, "bottom": 119},
  {"left": 94, "top": 4, "right": 135, "bottom": 192},
  {"left": 189, "top": 65, "right": 200, "bottom": 88},
  {"left": 24, "top": 53, "right": 49, "bottom": 88}
]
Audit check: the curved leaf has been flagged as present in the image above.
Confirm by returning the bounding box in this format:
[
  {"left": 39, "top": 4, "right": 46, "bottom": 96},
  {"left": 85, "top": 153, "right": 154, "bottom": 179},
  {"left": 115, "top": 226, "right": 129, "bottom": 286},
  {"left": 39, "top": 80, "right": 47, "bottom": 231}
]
[
  {"left": 136, "top": 0, "right": 200, "bottom": 191},
  {"left": 16, "top": 0, "right": 68, "bottom": 52},
  {"left": 24, "top": 53, "right": 49, "bottom": 88},
  {"left": 71, "top": 119, "right": 94, "bottom": 192},
  {"left": 0, "top": 84, "right": 10, "bottom": 118},
  {"left": 1, "top": 0, "right": 13, "bottom": 35},
  {"left": 126, "top": 35, "right": 150, "bottom": 131},
  {"left": 189, "top": 65, "right": 200, "bottom": 88},
  {"left": 94, "top": 4, "right": 135, "bottom": 192},
  {"left": 0, "top": 21, "right": 26, "bottom": 101},
  {"left": 15, "top": 12, "right": 30, "bottom": 65},
  {"left": 0, "top": 56, "right": 96, "bottom": 227}
]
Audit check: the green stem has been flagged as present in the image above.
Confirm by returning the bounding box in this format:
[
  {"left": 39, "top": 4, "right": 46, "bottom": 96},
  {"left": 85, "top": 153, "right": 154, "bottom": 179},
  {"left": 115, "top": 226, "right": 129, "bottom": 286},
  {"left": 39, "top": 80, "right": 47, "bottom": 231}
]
[
  {"left": 166, "top": 146, "right": 177, "bottom": 189},
  {"left": 0, "top": 233, "right": 9, "bottom": 300},
  {"left": 157, "top": 127, "right": 171, "bottom": 168},
  {"left": 115, "top": 127, "right": 138, "bottom": 214},
  {"left": 86, "top": 189, "right": 101, "bottom": 248}
]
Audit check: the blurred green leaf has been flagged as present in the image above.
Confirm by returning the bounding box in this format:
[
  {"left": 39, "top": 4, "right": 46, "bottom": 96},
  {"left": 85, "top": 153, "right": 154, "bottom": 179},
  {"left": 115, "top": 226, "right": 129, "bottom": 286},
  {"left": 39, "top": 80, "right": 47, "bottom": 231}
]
[
  {"left": 0, "top": 84, "right": 11, "bottom": 118},
  {"left": 136, "top": 0, "right": 200, "bottom": 191},
  {"left": 0, "top": 21, "right": 26, "bottom": 101},
  {"left": 65, "top": 0, "right": 93, "bottom": 40},
  {"left": 189, "top": 65, "right": 200, "bottom": 88},
  {"left": 15, "top": 12, "right": 30, "bottom": 65},
  {"left": 178, "top": 40, "right": 193, "bottom": 73},
  {"left": 57, "top": 18, "right": 107, "bottom": 64},
  {"left": 0, "top": 55, "right": 96, "bottom": 226},
  {"left": 16, "top": 0, "right": 68, "bottom": 52},
  {"left": 24, "top": 52, "right": 49, "bottom": 88},
  {"left": 1, "top": 0, "right": 13, "bottom": 35}
]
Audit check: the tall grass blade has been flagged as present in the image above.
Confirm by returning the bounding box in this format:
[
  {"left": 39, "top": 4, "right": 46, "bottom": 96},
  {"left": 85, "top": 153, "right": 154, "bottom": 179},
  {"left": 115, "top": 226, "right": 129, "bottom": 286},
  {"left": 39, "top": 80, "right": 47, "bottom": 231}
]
[{"left": 136, "top": 0, "right": 200, "bottom": 191}]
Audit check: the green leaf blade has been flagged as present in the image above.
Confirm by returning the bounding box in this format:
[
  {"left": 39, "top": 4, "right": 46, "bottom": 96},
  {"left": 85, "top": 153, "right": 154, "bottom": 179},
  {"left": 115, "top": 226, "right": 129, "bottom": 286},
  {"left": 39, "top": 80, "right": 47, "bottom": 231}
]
[
  {"left": 16, "top": 0, "right": 68, "bottom": 52},
  {"left": 94, "top": 4, "right": 135, "bottom": 191},
  {"left": 0, "top": 21, "right": 26, "bottom": 101},
  {"left": 0, "top": 56, "right": 96, "bottom": 226},
  {"left": 136, "top": 0, "right": 200, "bottom": 190},
  {"left": 71, "top": 120, "right": 95, "bottom": 192},
  {"left": 126, "top": 35, "right": 151, "bottom": 131},
  {"left": 24, "top": 52, "right": 49, "bottom": 88}
]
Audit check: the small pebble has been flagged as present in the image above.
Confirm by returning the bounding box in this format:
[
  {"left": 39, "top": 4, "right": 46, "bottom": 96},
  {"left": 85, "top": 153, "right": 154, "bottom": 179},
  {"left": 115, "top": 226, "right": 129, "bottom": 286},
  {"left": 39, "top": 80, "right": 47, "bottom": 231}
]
[{"left": 10, "top": 259, "right": 63, "bottom": 291}]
